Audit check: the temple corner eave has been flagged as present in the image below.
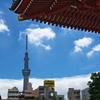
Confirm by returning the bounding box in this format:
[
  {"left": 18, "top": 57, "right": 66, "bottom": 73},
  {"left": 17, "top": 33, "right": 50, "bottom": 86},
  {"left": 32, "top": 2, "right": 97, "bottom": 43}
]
[{"left": 17, "top": 14, "right": 24, "bottom": 21}]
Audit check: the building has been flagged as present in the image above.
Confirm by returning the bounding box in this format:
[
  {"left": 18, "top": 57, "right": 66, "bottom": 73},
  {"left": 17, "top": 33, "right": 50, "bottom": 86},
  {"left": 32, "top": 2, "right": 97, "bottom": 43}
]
[
  {"left": 33, "top": 86, "right": 44, "bottom": 99},
  {"left": 8, "top": 87, "right": 20, "bottom": 99},
  {"left": 23, "top": 81, "right": 55, "bottom": 100},
  {"left": 24, "top": 83, "right": 35, "bottom": 98},
  {"left": 6, "top": 80, "right": 63, "bottom": 100},
  {"left": 24, "top": 83, "right": 45, "bottom": 99},
  {"left": 22, "top": 82, "right": 35, "bottom": 100},
  {"left": 22, "top": 35, "right": 31, "bottom": 91},
  {"left": 10, "top": 0, "right": 100, "bottom": 33},
  {"left": 82, "top": 88, "right": 90, "bottom": 100},
  {"left": 23, "top": 80, "right": 57, "bottom": 100},
  {"left": 44, "top": 80, "right": 55, "bottom": 100},
  {"left": 56, "top": 95, "right": 64, "bottom": 100},
  {"left": 33, "top": 86, "right": 55, "bottom": 99},
  {"left": 68, "top": 88, "right": 80, "bottom": 100},
  {"left": 7, "top": 35, "right": 31, "bottom": 99},
  {"left": 44, "top": 87, "right": 55, "bottom": 100}
]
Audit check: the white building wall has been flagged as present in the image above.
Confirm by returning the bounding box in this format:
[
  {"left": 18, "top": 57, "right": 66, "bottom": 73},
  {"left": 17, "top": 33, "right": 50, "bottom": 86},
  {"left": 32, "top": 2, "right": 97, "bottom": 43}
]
[{"left": 82, "top": 88, "right": 90, "bottom": 100}]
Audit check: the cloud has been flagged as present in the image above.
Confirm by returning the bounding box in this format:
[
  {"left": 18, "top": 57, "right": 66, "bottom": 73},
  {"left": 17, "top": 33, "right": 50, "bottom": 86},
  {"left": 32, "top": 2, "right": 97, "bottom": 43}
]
[
  {"left": 19, "top": 27, "right": 55, "bottom": 50},
  {"left": 0, "top": 19, "right": 10, "bottom": 33},
  {"left": 0, "top": 74, "right": 91, "bottom": 100},
  {"left": 61, "top": 27, "right": 71, "bottom": 31},
  {"left": 29, "top": 24, "right": 39, "bottom": 28},
  {"left": 40, "top": 44, "right": 51, "bottom": 50},
  {"left": 87, "top": 44, "right": 100, "bottom": 57},
  {"left": 0, "top": 11, "right": 3, "bottom": 14},
  {"left": 61, "top": 27, "right": 71, "bottom": 35},
  {"left": 74, "top": 37, "right": 93, "bottom": 52}
]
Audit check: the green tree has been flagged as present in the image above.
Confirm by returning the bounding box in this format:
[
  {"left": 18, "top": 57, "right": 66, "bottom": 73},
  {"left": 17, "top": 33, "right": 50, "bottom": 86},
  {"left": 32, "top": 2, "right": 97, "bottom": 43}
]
[
  {"left": 88, "top": 72, "right": 100, "bottom": 100},
  {"left": 42, "top": 96, "right": 45, "bottom": 100},
  {"left": 36, "top": 97, "right": 39, "bottom": 100},
  {"left": 0, "top": 95, "right": 1, "bottom": 100}
]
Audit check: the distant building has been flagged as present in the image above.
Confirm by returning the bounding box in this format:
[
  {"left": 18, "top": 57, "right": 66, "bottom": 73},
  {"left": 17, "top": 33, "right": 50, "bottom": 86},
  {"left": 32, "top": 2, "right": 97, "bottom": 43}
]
[
  {"left": 23, "top": 82, "right": 56, "bottom": 100},
  {"left": 33, "top": 86, "right": 55, "bottom": 100},
  {"left": 68, "top": 88, "right": 80, "bottom": 100},
  {"left": 24, "top": 83, "right": 45, "bottom": 99},
  {"left": 8, "top": 87, "right": 20, "bottom": 99},
  {"left": 33, "top": 86, "right": 44, "bottom": 99},
  {"left": 24, "top": 83, "right": 35, "bottom": 98},
  {"left": 56, "top": 95, "right": 64, "bottom": 100},
  {"left": 44, "top": 87, "right": 55, "bottom": 100},
  {"left": 82, "top": 88, "right": 90, "bottom": 100}
]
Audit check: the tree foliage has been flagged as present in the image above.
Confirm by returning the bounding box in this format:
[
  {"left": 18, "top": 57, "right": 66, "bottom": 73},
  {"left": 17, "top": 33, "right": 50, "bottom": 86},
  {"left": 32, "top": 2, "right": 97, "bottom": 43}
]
[
  {"left": 88, "top": 72, "right": 100, "bottom": 100},
  {"left": 42, "top": 96, "right": 45, "bottom": 100}
]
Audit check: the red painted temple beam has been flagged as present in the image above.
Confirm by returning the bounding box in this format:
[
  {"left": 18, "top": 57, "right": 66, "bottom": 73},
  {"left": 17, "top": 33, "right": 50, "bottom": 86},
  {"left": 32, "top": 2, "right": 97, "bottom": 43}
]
[{"left": 10, "top": 0, "right": 100, "bottom": 33}]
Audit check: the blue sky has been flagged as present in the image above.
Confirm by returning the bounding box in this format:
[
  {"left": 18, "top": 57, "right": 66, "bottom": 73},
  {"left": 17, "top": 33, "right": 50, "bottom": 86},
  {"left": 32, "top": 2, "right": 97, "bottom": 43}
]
[
  {"left": 1, "top": 0, "right": 100, "bottom": 99},
  {"left": 0, "top": 0, "right": 100, "bottom": 80}
]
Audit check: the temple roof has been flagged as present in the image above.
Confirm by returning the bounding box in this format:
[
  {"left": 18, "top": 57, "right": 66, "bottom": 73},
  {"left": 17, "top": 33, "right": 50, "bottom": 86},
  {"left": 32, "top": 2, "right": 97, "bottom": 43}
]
[{"left": 10, "top": 0, "right": 100, "bottom": 33}]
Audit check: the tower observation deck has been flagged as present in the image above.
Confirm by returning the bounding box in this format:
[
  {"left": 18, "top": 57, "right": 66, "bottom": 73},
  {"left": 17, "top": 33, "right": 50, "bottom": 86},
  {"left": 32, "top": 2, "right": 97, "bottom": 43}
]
[
  {"left": 22, "top": 35, "right": 31, "bottom": 91},
  {"left": 10, "top": 0, "right": 100, "bottom": 33}
]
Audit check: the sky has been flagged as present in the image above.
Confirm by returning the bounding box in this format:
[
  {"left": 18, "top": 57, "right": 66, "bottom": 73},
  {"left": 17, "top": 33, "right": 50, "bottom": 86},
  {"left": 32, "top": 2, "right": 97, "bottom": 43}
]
[{"left": 0, "top": 0, "right": 100, "bottom": 99}]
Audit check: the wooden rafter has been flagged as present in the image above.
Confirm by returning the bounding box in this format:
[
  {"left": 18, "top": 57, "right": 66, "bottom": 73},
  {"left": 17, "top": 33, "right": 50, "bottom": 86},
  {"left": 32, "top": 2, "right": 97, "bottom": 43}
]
[{"left": 10, "top": 0, "right": 100, "bottom": 33}]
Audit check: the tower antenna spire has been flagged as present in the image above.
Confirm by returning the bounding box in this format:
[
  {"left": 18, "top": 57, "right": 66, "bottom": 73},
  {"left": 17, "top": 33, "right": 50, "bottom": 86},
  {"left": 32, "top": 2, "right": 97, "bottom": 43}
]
[
  {"left": 26, "top": 34, "right": 28, "bottom": 52},
  {"left": 22, "top": 34, "right": 30, "bottom": 91}
]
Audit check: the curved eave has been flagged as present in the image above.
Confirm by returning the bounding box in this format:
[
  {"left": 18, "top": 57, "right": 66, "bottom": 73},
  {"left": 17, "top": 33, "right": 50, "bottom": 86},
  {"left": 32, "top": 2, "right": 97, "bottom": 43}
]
[
  {"left": 9, "top": 0, "right": 100, "bottom": 33},
  {"left": 9, "top": 0, "right": 21, "bottom": 11},
  {"left": 10, "top": 0, "right": 31, "bottom": 14}
]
